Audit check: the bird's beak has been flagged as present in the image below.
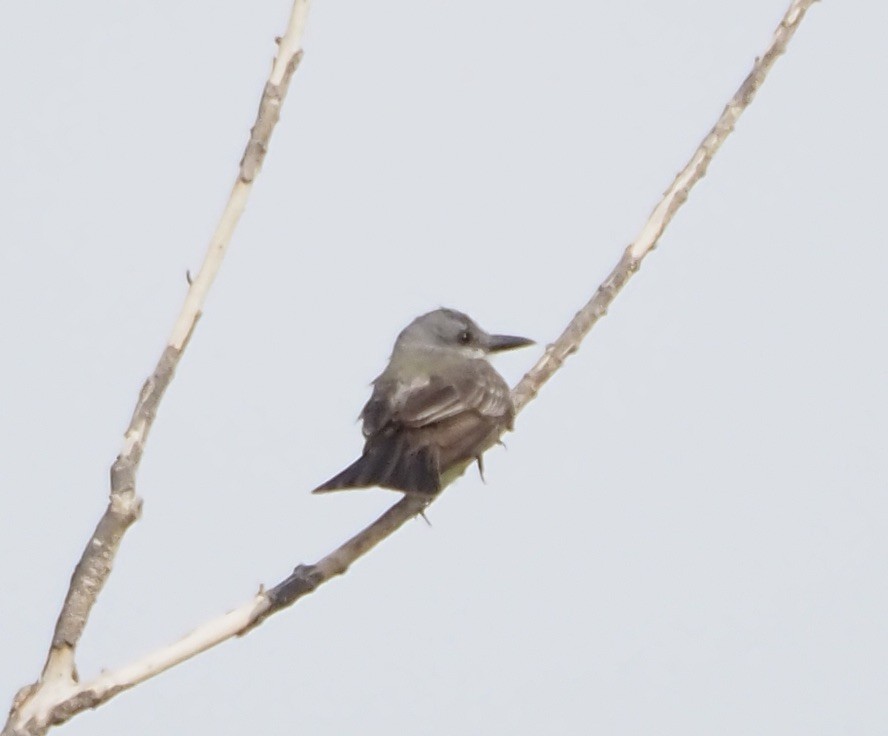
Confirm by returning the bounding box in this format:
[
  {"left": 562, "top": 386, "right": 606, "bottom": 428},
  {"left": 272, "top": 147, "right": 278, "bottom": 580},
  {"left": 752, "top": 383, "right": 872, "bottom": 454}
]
[{"left": 486, "top": 334, "right": 536, "bottom": 353}]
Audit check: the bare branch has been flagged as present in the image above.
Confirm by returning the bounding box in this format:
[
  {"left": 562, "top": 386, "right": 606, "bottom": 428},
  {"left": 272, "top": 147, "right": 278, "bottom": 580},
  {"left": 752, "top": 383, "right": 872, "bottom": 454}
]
[
  {"left": 4, "top": 495, "right": 431, "bottom": 732},
  {"left": 512, "top": 0, "right": 818, "bottom": 412},
  {"left": 2, "top": 3, "right": 818, "bottom": 733},
  {"left": 2, "top": 0, "right": 815, "bottom": 736},
  {"left": 3, "top": 1, "right": 312, "bottom": 734}
]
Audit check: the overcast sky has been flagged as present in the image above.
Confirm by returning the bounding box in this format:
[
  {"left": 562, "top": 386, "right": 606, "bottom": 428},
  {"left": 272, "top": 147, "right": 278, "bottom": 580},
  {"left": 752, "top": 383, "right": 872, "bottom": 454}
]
[{"left": 2, "top": 1, "right": 886, "bottom": 734}]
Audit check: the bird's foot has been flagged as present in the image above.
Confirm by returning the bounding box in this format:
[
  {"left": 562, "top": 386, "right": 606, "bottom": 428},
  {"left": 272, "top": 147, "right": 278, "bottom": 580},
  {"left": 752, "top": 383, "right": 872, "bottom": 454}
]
[{"left": 475, "top": 455, "right": 486, "bottom": 483}]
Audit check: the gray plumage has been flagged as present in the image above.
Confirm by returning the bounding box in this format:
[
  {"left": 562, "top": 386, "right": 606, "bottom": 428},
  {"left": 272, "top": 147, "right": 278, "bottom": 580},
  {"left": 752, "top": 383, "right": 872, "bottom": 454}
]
[{"left": 313, "top": 308, "right": 534, "bottom": 495}]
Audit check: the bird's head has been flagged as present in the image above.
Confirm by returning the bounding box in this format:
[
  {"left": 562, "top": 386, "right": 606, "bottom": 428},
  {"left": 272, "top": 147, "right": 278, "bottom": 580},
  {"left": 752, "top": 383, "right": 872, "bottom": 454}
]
[{"left": 395, "top": 308, "right": 534, "bottom": 360}]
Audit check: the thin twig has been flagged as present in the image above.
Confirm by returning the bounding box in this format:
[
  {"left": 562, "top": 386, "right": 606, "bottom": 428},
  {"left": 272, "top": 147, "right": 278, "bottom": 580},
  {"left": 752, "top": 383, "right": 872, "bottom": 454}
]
[
  {"left": 512, "top": 0, "right": 817, "bottom": 411},
  {"left": 3, "top": 0, "right": 818, "bottom": 733},
  {"left": 3, "top": 2, "right": 312, "bottom": 735}
]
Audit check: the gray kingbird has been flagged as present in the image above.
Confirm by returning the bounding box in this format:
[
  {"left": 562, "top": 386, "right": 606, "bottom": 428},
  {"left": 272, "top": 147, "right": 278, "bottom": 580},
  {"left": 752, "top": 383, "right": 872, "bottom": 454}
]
[{"left": 312, "top": 308, "right": 534, "bottom": 495}]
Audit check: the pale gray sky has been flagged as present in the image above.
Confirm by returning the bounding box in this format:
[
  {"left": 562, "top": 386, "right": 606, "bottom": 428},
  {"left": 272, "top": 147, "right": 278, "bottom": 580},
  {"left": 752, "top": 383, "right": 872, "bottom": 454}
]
[{"left": 2, "top": 1, "right": 887, "bottom": 734}]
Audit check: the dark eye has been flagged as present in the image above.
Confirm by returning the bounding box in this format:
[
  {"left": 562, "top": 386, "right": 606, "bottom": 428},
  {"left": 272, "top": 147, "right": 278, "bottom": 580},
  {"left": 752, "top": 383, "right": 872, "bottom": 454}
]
[{"left": 458, "top": 330, "right": 472, "bottom": 344}]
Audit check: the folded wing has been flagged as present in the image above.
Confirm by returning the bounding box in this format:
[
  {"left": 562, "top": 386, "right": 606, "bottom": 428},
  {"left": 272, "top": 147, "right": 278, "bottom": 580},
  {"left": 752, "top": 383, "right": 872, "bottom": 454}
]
[{"left": 314, "top": 361, "right": 513, "bottom": 495}]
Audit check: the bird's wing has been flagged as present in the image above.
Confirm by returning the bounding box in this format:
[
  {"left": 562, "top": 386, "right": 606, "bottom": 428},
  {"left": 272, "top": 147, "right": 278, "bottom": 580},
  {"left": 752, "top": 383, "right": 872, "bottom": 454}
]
[{"left": 362, "top": 365, "right": 512, "bottom": 436}]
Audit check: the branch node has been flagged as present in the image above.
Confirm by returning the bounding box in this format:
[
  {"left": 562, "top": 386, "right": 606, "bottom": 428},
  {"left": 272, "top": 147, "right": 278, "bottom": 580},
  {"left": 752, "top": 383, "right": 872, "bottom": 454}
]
[
  {"left": 268, "top": 564, "right": 324, "bottom": 609},
  {"left": 240, "top": 50, "right": 304, "bottom": 183}
]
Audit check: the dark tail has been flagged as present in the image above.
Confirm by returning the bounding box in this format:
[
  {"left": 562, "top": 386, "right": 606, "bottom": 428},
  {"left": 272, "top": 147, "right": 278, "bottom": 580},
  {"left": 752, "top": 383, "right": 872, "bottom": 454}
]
[{"left": 312, "top": 433, "right": 440, "bottom": 495}]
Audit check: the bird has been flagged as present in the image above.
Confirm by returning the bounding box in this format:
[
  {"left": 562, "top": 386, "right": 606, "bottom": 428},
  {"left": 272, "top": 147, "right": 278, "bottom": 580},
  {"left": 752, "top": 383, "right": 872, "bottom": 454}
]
[{"left": 312, "top": 308, "right": 534, "bottom": 495}]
